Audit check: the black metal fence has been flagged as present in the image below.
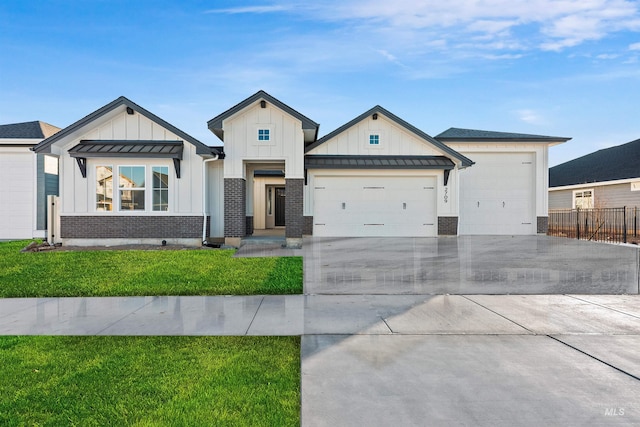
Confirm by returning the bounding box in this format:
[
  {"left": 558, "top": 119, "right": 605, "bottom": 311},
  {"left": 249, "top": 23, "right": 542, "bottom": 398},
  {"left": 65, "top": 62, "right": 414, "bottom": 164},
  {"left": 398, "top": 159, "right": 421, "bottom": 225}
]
[{"left": 548, "top": 207, "right": 640, "bottom": 244}]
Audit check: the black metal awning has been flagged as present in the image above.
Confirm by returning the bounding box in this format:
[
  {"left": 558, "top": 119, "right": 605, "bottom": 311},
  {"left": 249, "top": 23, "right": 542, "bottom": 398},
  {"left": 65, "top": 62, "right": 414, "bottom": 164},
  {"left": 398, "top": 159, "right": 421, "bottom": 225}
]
[
  {"left": 305, "top": 155, "right": 456, "bottom": 185},
  {"left": 68, "top": 140, "right": 184, "bottom": 178}
]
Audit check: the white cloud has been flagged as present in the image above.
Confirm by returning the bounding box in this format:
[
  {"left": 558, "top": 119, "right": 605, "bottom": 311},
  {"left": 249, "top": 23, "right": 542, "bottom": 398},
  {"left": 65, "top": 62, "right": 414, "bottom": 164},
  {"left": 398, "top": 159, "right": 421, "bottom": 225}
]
[
  {"left": 630, "top": 42, "right": 640, "bottom": 50},
  {"left": 596, "top": 53, "right": 619, "bottom": 59},
  {"left": 204, "top": 5, "right": 290, "bottom": 14},
  {"left": 517, "top": 109, "right": 545, "bottom": 125}
]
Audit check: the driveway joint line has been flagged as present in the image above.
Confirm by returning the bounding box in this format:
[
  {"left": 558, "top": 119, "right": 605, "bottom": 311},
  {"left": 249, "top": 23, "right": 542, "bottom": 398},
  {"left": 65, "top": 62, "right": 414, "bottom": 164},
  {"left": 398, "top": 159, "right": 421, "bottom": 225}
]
[
  {"left": 245, "top": 296, "right": 265, "bottom": 335},
  {"left": 94, "top": 297, "right": 158, "bottom": 335},
  {"left": 380, "top": 316, "right": 394, "bottom": 333},
  {"left": 548, "top": 335, "right": 640, "bottom": 382},
  {"left": 565, "top": 295, "right": 640, "bottom": 320},
  {"left": 462, "top": 295, "right": 535, "bottom": 334}
]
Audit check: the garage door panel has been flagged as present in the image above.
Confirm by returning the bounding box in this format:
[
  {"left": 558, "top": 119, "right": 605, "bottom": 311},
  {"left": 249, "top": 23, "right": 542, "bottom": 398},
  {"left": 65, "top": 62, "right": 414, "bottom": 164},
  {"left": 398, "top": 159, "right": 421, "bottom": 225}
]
[
  {"left": 0, "top": 151, "right": 34, "bottom": 239},
  {"left": 459, "top": 153, "right": 535, "bottom": 235},
  {"left": 313, "top": 176, "right": 436, "bottom": 237}
]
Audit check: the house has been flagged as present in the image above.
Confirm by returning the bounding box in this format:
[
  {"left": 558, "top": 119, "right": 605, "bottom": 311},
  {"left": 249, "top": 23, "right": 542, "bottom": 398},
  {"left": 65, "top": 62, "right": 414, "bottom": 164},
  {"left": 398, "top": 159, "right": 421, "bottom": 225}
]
[
  {"left": 549, "top": 138, "right": 640, "bottom": 209},
  {"left": 31, "top": 91, "right": 568, "bottom": 247},
  {"left": 33, "top": 97, "right": 224, "bottom": 246},
  {"left": 0, "top": 121, "right": 60, "bottom": 240}
]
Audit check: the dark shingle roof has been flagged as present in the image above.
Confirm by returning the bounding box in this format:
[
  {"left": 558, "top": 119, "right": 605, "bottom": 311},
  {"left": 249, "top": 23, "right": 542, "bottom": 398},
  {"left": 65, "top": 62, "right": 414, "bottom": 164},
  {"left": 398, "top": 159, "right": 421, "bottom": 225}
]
[
  {"left": 0, "top": 121, "right": 60, "bottom": 139},
  {"left": 207, "top": 90, "right": 319, "bottom": 142},
  {"left": 306, "top": 106, "right": 474, "bottom": 168},
  {"left": 549, "top": 138, "right": 640, "bottom": 187},
  {"left": 305, "top": 155, "right": 455, "bottom": 170},
  {"left": 436, "top": 127, "right": 570, "bottom": 143},
  {"left": 33, "top": 96, "right": 219, "bottom": 157}
]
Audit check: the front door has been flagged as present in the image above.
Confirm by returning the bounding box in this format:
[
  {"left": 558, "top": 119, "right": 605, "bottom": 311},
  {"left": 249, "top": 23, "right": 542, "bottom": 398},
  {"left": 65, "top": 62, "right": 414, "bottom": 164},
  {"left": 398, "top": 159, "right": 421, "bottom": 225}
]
[{"left": 275, "top": 187, "right": 286, "bottom": 226}]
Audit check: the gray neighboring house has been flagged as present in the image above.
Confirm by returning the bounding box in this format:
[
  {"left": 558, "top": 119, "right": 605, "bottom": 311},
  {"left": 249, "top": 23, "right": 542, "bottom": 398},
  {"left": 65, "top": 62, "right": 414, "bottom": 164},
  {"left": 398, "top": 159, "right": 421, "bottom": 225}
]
[
  {"left": 0, "top": 121, "right": 61, "bottom": 240},
  {"left": 549, "top": 138, "right": 640, "bottom": 209}
]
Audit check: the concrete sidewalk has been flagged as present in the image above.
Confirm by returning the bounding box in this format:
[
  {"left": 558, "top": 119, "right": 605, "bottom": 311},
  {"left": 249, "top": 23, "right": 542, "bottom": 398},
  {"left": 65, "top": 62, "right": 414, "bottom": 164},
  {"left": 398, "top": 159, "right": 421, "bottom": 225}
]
[{"left": 2, "top": 294, "right": 640, "bottom": 425}]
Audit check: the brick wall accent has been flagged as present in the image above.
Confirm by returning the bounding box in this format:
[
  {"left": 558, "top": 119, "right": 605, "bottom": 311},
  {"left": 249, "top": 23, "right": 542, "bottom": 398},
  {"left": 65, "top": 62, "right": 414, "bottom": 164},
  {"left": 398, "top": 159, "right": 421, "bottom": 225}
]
[
  {"left": 60, "top": 216, "right": 204, "bottom": 238},
  {"left": 303, "top": 216, "right": 313, "bottom": 235},
  {"left": 246, "top": 216, "right": 254, "bottom": 235},
  {"left": 537, "top": 216, "right": 549, "bottom": 234},
  {"left": 285, "top": 179, "right": 304, "bottom": 238},
  {"left": 438, "top": 216, "right": 458, "bottom": 235},
  {"left": 224, "top": 178, "right": 246, "bottom": 238}
]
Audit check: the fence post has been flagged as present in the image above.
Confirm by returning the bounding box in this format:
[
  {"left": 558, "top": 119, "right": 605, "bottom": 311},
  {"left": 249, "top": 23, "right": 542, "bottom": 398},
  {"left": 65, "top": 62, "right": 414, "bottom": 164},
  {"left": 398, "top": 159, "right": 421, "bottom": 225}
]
[
  {"left": 576, "top": 208, "right": 580, "bottom": 240},
  {"left": 624, "top": 206, "right": 627, "bottom": 243}
]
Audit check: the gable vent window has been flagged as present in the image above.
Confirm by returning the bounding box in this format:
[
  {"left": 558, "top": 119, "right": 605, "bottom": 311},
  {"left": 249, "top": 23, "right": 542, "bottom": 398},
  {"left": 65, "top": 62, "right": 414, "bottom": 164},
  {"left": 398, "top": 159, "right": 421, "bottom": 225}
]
[
  {"left": 369, "top": 134, "right": 380, "bottom": 145},
  {"left": 258, "top": 129, "right": 270, "bottom": 141}
]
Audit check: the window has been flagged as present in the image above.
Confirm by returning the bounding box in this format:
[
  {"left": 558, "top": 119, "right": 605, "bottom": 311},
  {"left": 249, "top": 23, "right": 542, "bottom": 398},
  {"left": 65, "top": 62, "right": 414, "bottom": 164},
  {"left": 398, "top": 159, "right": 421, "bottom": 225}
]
[
  {"left": 119, "top": 166, "right": 145, "bottom": 211},
  {"left": 574, "top": 189, "right": 594, "bottom": 209},
  {"left": 152, "top": 166, "right": 169, "bottom": 211},
  {"left": 258, "top": 129, "right": 270, "bottom": 141},
  {"left": 96, "top": 166, "right": 113, "bottom": 211},
  {"left": 369, "top": 134, "right": 380, "bottom": 145}
]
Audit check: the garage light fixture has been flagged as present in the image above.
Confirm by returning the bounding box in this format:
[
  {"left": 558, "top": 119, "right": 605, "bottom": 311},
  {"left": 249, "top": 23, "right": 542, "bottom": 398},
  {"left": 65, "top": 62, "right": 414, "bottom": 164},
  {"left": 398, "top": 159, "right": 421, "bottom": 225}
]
[
  {"left": 126, "top": 107, "right": 134, "bottom": 115},
  {"left": 260, "top": 100, "right": 267, "bottom": 108},
  {"left": 372, "top": 113, "right": 378, "bottom": 120}
]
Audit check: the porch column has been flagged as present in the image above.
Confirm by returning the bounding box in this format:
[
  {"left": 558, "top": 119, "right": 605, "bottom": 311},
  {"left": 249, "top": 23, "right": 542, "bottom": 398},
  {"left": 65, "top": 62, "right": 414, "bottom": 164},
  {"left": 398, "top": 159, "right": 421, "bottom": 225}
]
[
  {"left": 285, "top": 178, "right": 304, "bottom": 248},
  {"left": 224, "top": 178, "right": 246, "bottom": 247}
]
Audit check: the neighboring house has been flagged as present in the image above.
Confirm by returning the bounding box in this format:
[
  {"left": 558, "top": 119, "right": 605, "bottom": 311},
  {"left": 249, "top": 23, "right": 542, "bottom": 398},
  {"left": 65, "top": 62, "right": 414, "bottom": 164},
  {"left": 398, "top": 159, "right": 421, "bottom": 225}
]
[
  {"left": 31, "top": 91, "right": 568, "bottom": 247},
  {"left": 549, "top": 138, "right": 640, "bottom": 209},
  {"left": 0, "top": 121, "right": 60, "bottom": 240}
]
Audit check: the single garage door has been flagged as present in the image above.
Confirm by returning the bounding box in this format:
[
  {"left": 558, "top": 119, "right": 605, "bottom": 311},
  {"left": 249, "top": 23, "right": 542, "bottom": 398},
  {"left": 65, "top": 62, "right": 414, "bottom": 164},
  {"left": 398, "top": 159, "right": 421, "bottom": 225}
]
[
  {"left": 0, "top": 151, "right": 34, "bottom": 240},
  {"left": 459, "top": 152, "right": 535, "bottom": 235},
  {"left": 313, "top": 175, "right": 437, "bottom": 237}
]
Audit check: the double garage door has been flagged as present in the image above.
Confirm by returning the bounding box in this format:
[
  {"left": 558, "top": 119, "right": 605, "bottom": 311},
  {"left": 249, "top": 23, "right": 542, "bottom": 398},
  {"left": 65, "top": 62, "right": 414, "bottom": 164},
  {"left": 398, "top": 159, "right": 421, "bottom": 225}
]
[{"left": 313, "top": 176, "right": 437, "bottom": 237}]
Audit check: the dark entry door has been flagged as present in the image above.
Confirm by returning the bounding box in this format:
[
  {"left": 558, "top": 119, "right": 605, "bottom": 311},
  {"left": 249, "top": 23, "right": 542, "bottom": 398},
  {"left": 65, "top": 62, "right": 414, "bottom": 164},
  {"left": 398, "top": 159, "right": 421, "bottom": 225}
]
[{"left": 275, "top": 187, "right": 286, "bottom": 226}]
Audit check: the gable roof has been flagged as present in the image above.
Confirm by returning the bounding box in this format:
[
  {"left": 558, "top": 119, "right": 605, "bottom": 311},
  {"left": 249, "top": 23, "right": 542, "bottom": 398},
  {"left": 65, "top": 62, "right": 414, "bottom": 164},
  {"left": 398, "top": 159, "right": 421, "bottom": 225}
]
[
  {"left": 549, "top": 138, "right": 640, "bottom": 187},
  {"left": 436, "top": 127, "right": 571, "bottom": 143},
  {"left": 305, "top": 106, "right": 474, "bottom": 168},
  {"left": 33, "top": 96, "right": 219, "bottom": 157},
  {"left": 207, "top": 90, "right": 319, "bottom": 143},
  {"left": 0, "top": 121, "right": 60, "bottom": 139}
]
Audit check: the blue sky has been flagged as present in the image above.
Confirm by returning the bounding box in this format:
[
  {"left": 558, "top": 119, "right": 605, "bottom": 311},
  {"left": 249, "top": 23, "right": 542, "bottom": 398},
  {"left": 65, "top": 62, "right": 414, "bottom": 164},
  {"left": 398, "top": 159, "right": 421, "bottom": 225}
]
[{"left": 1, "top": 1, "right": 640, "bottom": 165}]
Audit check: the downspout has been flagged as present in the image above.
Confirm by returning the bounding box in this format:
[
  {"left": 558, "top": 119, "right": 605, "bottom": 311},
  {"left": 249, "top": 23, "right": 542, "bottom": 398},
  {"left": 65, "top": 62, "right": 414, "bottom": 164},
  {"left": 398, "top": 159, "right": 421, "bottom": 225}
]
[{"left": 202, "top": 155, "right": 219, "bottom": 245}]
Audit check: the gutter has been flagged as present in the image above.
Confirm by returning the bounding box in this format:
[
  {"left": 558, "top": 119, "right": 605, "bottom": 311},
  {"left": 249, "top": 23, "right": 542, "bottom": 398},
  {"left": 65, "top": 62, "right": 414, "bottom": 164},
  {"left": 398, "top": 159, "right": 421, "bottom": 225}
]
[{"left": 202, "top": 155, "right": 220, "bottom": 244}]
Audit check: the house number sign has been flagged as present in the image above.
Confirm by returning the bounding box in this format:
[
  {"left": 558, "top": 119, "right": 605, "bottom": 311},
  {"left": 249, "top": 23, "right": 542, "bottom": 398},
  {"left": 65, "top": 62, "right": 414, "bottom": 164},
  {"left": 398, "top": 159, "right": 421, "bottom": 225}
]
[{"left": 444, "top": 187, "right": 449, "bottom": 203}]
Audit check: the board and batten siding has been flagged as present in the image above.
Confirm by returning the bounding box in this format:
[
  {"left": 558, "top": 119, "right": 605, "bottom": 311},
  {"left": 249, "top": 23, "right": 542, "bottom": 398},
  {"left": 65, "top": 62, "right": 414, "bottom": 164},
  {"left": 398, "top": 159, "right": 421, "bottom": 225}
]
[
  {"left": 57, "top": 110, "right": 205, "bottom": 216},
  {"left": 306, "top": 115, "right": 444, "bottom": 157},
  {"left": 222, "top": 103, "right": 305, "bottom": 179}
]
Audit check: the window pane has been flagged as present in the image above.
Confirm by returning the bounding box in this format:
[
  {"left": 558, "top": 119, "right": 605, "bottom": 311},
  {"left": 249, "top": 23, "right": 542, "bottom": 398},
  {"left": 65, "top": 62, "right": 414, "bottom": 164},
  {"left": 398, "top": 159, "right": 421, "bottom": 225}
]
[
  {"left": 96, "top": 166, "right": 113, "bottom": 211},
  {"left": 152, "top": 166, "right": 169, "bottom": 211},
  {"left": 120, "top": 189, "right": 145, "bottom": 210},
  {"left": 119, "top": 166, "right": 145, "bottom": 188}
]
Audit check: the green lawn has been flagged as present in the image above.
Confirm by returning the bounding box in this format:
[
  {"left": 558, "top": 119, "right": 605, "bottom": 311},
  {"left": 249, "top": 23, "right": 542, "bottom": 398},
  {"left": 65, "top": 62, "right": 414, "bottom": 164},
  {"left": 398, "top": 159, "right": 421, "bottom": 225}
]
[
  {"left": 0, "top": 336, "right": 300, "bottom": 426},
  {"left": 0, "top": 241, "right": 302, "bottom": 297}
]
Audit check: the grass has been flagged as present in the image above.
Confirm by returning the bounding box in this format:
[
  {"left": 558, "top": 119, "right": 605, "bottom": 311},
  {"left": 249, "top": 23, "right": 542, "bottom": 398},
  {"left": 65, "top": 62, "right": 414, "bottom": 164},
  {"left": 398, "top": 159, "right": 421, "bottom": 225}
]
[
  {"left": 0, "top": 241, "right": 303, "bottom": 297},
  {"left": 0, "top": 335, "right": 300, "bottom": 426}
]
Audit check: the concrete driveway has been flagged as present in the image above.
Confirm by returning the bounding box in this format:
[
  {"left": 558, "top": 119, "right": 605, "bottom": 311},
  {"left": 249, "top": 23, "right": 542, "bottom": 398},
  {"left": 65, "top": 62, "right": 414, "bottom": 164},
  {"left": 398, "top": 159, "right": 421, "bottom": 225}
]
[{"left": 303, "top": 235, "right": 640, "bottom": 295}]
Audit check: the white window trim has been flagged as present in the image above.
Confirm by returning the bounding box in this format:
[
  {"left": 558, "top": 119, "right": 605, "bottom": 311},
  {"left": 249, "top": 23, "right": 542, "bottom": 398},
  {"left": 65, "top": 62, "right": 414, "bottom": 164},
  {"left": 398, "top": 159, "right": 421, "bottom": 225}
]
[
  {"left": 254, "top": 125, "right": 275, "bottom": 146},
  {"left": 94, "top": 163, "right": 172, "bottom": 214},
  {"left": 152, "top": 166, "right": 170, "bottom": 212},
  {"left": 573, "top": 188, "right": 594, "bottom": 209},
  {"left": 365, "top": 130, "right": 385, "bottom": 150}
]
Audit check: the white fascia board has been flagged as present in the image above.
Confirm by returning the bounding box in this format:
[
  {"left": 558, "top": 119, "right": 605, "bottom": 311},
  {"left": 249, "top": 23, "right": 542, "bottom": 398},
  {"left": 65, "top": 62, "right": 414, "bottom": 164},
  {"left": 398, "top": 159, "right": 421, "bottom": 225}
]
[{"left": 549, "top": 177, "right": 640, "bottom": 191}]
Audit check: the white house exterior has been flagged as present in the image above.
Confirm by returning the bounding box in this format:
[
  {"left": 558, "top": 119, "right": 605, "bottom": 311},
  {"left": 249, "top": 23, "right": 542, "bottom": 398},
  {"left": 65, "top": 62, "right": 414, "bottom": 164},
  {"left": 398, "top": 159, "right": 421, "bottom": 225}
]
[
  {"left": 27, "top": 91, "right": 568, "bottom": 247},
  {"left": 0, "top": 121, "right": 60, "bottom": 240},
  {"left": 33, "top": 97, "right": 223, "bottom": 246}
]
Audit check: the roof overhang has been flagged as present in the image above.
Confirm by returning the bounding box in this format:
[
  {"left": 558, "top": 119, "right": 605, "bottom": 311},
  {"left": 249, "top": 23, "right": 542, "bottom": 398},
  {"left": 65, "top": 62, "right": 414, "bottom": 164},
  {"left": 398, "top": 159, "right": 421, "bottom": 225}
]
[{"left": 68, "top": 140, "right": 184, "bottom": 178}]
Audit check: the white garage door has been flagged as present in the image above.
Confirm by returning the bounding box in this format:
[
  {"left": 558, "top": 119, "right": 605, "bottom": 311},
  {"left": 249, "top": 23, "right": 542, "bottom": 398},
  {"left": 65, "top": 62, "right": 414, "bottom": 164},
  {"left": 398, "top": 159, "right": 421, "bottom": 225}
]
[
  {"left": 313, "top": 176, "right": 437, "bottom": 237},
  {"left": 459, "top": 152, "right": 535, "bottom": 235},
  {"left": 0, "top": 151, "right": 34, "bottom": 240}
]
